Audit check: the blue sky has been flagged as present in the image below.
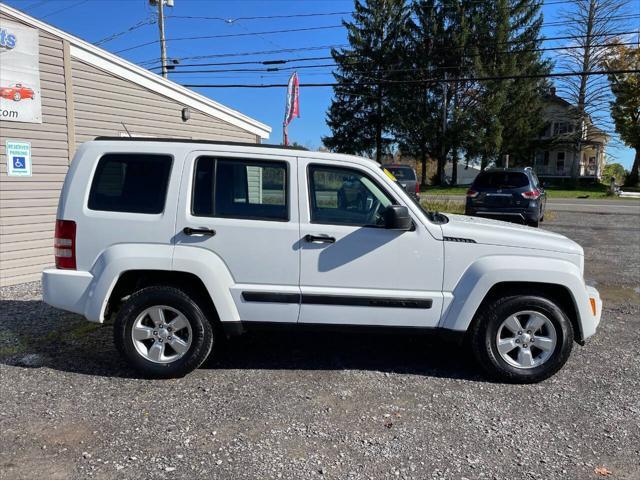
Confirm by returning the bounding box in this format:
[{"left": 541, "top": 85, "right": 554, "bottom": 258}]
[{"left": 4, "top": 0, "right": 638, "bottom": 169}]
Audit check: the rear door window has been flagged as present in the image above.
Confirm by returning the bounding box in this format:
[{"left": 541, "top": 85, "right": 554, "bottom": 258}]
[
  {"left": 474, "top": 172, "right": 530, "bottom": 189},
  {"left": 192, "top": 157, "right": 288, "bottom": 221},
  {"left": 88, "top": 153, "right": 173, "bottom": 213}
]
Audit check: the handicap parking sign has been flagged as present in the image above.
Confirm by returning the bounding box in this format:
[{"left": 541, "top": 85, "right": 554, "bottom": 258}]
[
  {"left": 5, "top": 141, "right": 32, "bottom": 177},
  {"left": 12, "top": 156, "right": 26, "bottom": 170}
]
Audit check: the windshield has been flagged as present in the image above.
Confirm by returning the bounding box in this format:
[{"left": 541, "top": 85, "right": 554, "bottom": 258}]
[
  {"left": 385, "top": 166, "right": 416, "bottom": 181},
  {"left": 474, "top": 172, "right": 529, "bottom": 189}
]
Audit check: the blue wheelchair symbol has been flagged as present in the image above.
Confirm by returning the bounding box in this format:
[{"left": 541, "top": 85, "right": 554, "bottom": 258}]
[{"left": 12, "top": 156, "right": 26, "bottom": 169}]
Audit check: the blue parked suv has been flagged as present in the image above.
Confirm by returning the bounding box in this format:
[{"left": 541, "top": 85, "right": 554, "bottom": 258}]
[{"left": 465, "top": 167, "right": 546, "bottom": 227}]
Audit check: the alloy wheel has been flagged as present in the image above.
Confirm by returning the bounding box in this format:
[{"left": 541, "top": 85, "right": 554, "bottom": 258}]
[
  {"left": 131, "top": 305, "right": 192, "bottom": 364},
  {"left": 495, "top": 310, "right": 557, "bottom": 369}
]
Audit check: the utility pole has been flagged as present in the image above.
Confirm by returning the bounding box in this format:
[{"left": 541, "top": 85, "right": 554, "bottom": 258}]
[
  {"left": 150, "top": 0, "right": 173, "bottom": 78},
  {"left": 158, "top": 0, "right": 167, "bottom": 78},
  {"left": 439, "top": 72, "right": 448, "bottom": 184}
]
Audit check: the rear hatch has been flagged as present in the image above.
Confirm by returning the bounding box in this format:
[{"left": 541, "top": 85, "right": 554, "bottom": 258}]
[{"left": 471, "top": 171, "right": 530, "bottom": 208}]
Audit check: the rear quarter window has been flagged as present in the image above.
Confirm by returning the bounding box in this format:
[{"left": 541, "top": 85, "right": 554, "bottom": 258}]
[{"left": 88, "top": 153, "right": 173, "bottom": 214}]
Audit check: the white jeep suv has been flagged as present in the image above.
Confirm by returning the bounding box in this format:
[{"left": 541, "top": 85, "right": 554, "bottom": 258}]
[{"left": 42, "top": 138, "right": 602, "bottom": 383}]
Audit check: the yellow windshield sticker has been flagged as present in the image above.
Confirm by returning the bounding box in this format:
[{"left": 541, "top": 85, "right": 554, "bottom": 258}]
[{"left": 383, "top": 168, "right": 397, "bottom": 181}]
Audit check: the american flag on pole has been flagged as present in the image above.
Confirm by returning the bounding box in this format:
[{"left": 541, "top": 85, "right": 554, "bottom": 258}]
[{"left": 283, "top": 72, "right": 300, "bottom": 146}]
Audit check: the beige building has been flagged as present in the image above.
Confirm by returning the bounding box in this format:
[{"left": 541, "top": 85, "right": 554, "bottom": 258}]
[
  {"left": 0, "top": 4, "right": 271, "bottom": 286},
  {"left": 534, "top": 88, "right": 609, "bottom": 181}
]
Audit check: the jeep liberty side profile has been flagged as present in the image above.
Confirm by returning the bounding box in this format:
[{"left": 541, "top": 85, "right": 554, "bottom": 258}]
[{"left": 43, "top": 138, "right": 602, "bottom": 383}]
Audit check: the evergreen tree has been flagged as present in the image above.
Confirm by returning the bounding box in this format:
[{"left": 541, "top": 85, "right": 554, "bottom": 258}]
[
  {"left": 323, "top": 0, "right": 411, "bottom": 163},
  {"left": 467, "top": 0, "right": 550, "bottom": 169},
  {"left": 391, "top": 0, "right": 473, "bottom": 186}
]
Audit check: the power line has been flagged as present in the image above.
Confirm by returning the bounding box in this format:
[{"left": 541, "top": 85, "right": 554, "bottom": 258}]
[
  {"left": 23, "top": 0, "right": 49, "bottom": 11},
  {"left": 137, "top": 29, "right": 639, "bottom": 67},
  {"left": 149, "top": 41, "right": 639, "bottom": 72},
  {"left": 166, "top": 11, "right": 353, "bottom": 22},
  {"left": 180, "top": 69, "right": 640, "bottom": 89},
  {"left": 94, "top": 18, "right": 156, "bottom": 46},
  {"left": 115, "top": 25, "right": 345, "bottom": 54},
  {"left": 136, "top": 44, "right": 349, "bottom": 66},
  {"left": 40, "top": 0, "right": 90, "bottom": 19}
]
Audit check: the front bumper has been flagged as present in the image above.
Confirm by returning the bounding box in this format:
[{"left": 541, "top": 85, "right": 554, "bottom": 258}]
[{"left": 582, "top": 285, "right": 602, "bottom": 340}]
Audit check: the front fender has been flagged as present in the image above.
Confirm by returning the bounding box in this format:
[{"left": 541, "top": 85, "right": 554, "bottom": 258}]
[{"left": 440, "top": 255, "right": 592, "bottom": 337}]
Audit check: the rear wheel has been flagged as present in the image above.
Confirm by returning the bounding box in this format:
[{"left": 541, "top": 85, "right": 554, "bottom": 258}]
[
  {"left": 114, "top": 286, "right": 214, "bottom": 378},
  {"left": 470, "top": 295, "right": 573, "bottom": 383}
]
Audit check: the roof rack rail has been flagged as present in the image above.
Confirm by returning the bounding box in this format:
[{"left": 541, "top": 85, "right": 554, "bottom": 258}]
[{"left": 93, "top": 136, "right": 307, "bottom": 151}]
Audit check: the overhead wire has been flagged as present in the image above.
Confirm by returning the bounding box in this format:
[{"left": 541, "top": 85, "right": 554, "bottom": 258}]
[{"left": 179, "top": 69, "right": 640, "bottom": 89}]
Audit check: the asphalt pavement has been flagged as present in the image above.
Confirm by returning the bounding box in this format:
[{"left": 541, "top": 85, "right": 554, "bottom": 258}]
[{"left": 423, "top": 194, "right": 640, "bottom": 214}]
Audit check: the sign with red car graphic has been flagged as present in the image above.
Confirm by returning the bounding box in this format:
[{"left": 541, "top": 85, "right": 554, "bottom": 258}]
[{"left": 0, "top": 19, "right": 41, "bottom": 123}]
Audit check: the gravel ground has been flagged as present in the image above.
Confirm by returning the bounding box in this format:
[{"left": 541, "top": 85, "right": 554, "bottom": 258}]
[{"left": 1, "top": 209, "right": 639, "bottom": 480}]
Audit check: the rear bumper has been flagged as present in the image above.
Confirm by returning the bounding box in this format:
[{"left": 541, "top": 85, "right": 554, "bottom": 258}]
[
  {"left": 465, "top": 205, "right": 539, "bottom": 223},
  {"left": 42, "top": 269, "right": 96, "bottom": 321}
]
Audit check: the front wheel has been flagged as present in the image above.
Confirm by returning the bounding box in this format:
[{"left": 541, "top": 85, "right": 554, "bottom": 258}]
[
  {"left": 470, "top": 295, "right": 573, "bottom": 383},
  {"left": 13, "top": 92, "right": 21, "bottom": 101},
  {"left": 114, "top": 286, "right": 214, "bottom": 378}
]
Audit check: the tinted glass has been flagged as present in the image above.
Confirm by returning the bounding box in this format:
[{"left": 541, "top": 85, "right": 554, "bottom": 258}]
[
  {"left": 386, "top": 167, "right": 416, "bottom": 181},
  {"left": 474, "top": 172, "right": 530, "bottom": 189},
  {"left": 88, "top": 153, "right": 172, "bottom": 213},
  {"left": 193, "top": 157, "right": 287, "bottom": 221},
  {"left": 309, "top": 166, "right": 394, "bottom": 226}
]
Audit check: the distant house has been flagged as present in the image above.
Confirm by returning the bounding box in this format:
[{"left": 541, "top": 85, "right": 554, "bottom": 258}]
[{"left": 534, "top": 87, "right": 609, "bottom": 181}]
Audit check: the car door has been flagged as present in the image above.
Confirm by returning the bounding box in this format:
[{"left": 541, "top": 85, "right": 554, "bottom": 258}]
[
  {"left": 532, "top": 171, "right": 547, "bottom": 214},
  {"left": 297, "top": 159, "right": 444, "bottom": 328},
  {"left": 175, "top": 150, "right": 301, "bottom": 324}
]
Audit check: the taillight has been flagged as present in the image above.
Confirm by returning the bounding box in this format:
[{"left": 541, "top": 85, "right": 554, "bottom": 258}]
[
  {"left": 415, "top": 181, "right": 420, "bottom": 194},
  {"left": 521, "top": 189, "right": 541, "bottom": 200},
  {"left": 466, "top": 189, "right": 479, "bottom": 198},
  {"left": 54, "top": 219, "right": 76, "bottom": 269}
]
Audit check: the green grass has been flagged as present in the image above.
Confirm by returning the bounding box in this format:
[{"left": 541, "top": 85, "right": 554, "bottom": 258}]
[
  {"left": 421, "top": 197, "right": 465, "bottom": 214},
  {"left": 422, "top": 183, "right": 623, "bottom": 199}
]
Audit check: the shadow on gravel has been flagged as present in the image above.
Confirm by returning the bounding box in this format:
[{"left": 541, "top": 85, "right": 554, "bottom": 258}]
[{"left": 0, "top": 299, "right": 483, "bottom": 382}]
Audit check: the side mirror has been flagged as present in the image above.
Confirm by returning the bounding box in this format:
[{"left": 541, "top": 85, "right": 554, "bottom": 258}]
[{"left": 382, "top": 205, "right": 412, "bottom": 230}]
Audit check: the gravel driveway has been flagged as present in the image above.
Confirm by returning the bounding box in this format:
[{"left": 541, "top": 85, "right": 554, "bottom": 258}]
[{"left": 1, "top": 209, "right": 639, "bottom": 480}]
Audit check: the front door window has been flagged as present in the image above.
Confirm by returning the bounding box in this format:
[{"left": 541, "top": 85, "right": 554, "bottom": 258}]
[{"left": 308, "top": 165, "right": 394, "bottom": 227}]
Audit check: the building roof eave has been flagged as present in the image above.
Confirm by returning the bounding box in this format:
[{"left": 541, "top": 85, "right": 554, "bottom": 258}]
[{"left": 0, "top": 3, "right": 272, "bottom": 139}]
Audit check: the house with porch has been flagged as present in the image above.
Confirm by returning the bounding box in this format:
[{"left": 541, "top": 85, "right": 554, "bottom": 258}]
[{"left": 534, "top": 88, "right": 609, "bottom": 181}]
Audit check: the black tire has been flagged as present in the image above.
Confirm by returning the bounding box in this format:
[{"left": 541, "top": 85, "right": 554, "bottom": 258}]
[
  {"left": 470, "top": 295, "right": 573, "bottom": 383},
  {"left": 13, "top": 92, "right": 21, "bottom": 101},
  {"left": 527, "top": 217, "right": 539, "bottom": 227},
  {"left": 114, "top": 286, "right": 214, "bottom": 378}
]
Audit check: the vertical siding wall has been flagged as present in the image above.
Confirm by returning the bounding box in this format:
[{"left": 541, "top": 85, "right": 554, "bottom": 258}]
[
  {"left": 71, "top": 59, "right": 257, "bottom": 145},
  {"left": 0, "top": 17, "right": 260, "bottom": 287},
  {"left": 0, "top": 15, "right": 68, "bottom": 286}
]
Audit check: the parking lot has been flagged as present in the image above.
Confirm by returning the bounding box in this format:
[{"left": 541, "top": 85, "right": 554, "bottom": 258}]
[{"left": 1, "top": 206, "right": 639, "bottom": 480}]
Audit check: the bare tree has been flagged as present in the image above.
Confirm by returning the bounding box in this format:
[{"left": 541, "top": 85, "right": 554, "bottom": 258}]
[{"left": 555, "top": 0, "right": 630, "bottom": 183}]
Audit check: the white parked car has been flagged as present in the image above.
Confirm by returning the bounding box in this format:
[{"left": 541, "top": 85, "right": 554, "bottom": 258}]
[{"left": 43, "top": 138, "right": 602, "bottom": 383}]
